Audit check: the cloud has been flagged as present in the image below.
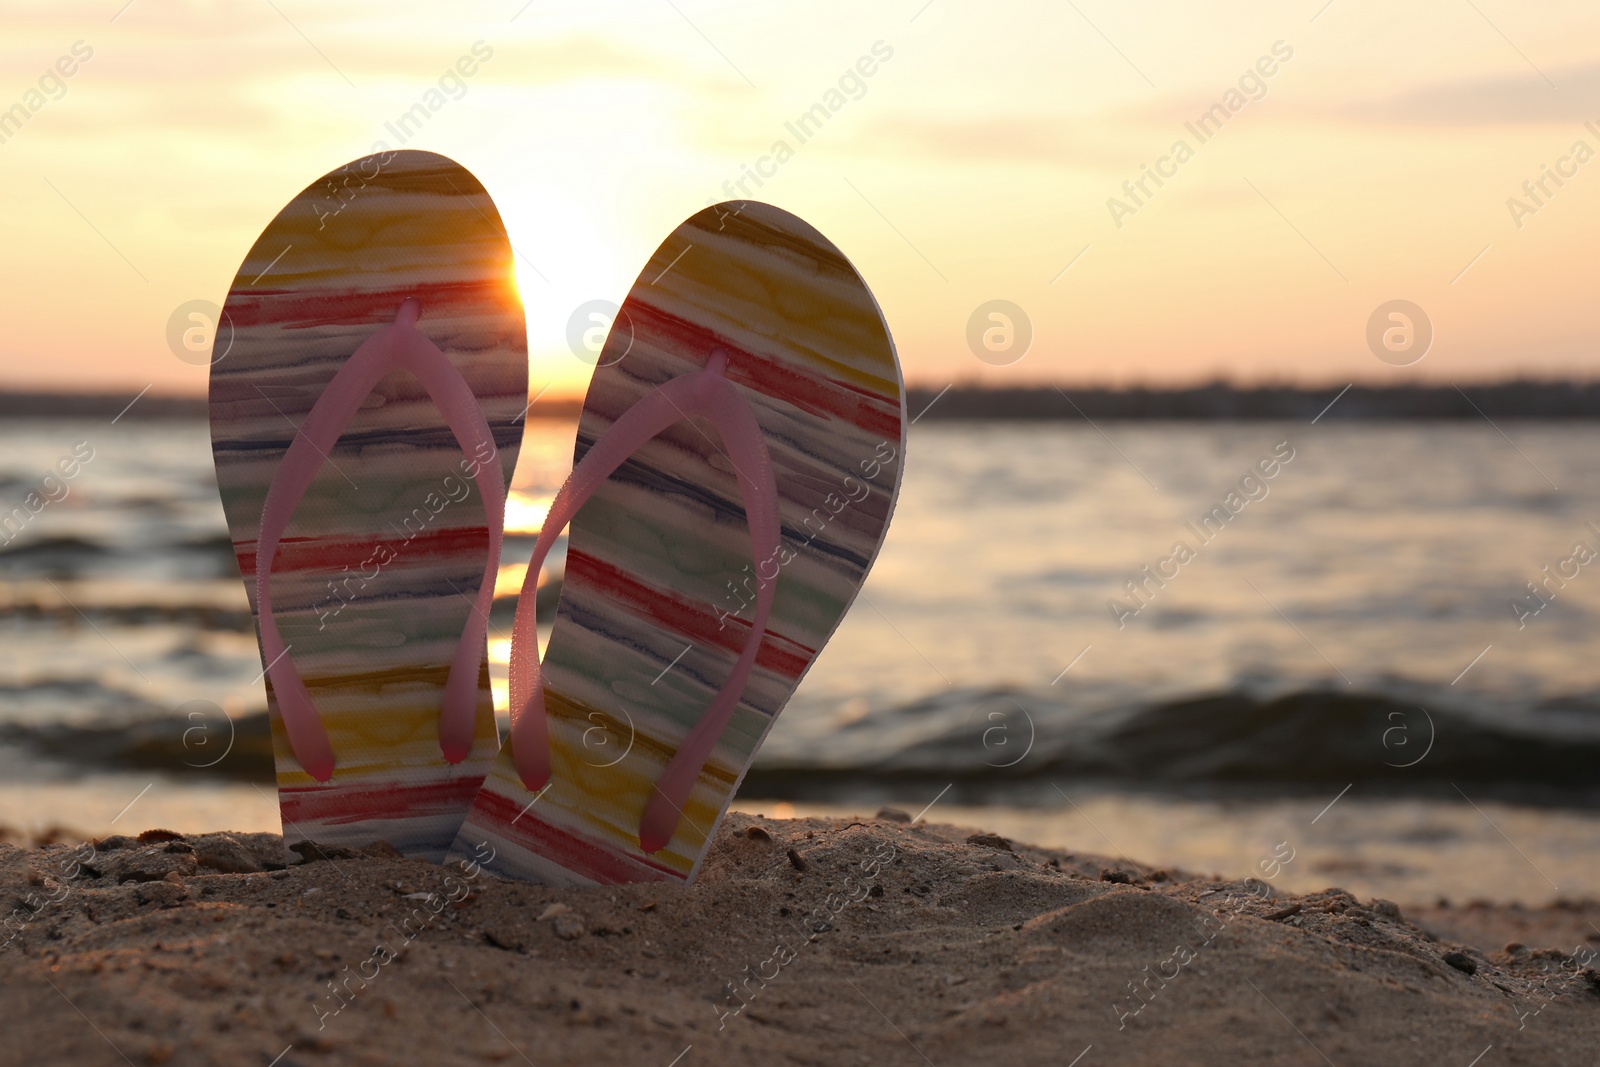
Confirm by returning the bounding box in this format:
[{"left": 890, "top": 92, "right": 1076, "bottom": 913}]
[
  {"left": 1107, "top": 61, "right": 1600, "bottom": 133},
  {"left": 9, "top": 30, "right": 691, "bottom": 140},
  {"left": 846, "top": 113, "right": 1130, "bottom": 169},
  {"left": 1330, "top": 63, "right": 1600, "bottom": 126}
]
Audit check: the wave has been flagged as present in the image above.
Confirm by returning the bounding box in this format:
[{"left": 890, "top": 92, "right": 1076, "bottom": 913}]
[
  {"left": 0, "top": 533, "right": 243, "bottom": 581},
  {"left": 745, "top": 686, "right": 1600, "bottom": 807},
  {"left": 0, "top": 711, "right": 274, "bottom": 782},
  {"left": 2, "top": 685, "right": 1595, "bottom": 805},
  {"left": 0, "top": 535, "right": 107, "bottom": 562},
  {"left": 0, "top": 597, "right": 256, "bottom": 632}
]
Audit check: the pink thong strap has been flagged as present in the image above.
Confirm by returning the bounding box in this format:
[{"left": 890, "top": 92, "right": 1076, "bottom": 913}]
[
  {"left": 508, "top": 346, "right": 780, "bottom": 853},
  {"left": 256, "top": 298, "right": 506, "bottom": 782}
]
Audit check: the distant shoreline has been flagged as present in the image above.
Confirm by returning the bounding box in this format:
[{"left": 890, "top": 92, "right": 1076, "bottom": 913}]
[
  {"left": 902, "top": 380, "right": 1600, "bottom": 421},
  {"left": 11, "top": 380, "right": 1600, "bottom": 420}
]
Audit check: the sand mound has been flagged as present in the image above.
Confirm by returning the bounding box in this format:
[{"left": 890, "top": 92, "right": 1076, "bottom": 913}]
[{"left": 1, "top": 815, "right": 1596, "bottom": 1065}]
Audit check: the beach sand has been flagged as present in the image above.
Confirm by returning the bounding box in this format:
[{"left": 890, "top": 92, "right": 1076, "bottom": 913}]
[{"left": 2, "top": 812, "right": 1596, "bottom": 1066}]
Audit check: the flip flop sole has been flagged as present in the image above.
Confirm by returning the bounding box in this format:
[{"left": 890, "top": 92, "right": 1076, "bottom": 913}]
[
  {"left": 210, "top": 151, "right": 527, "bottom": 862},
  {"left": 452, "top": 201, "right": 904, "bottom": 884}
]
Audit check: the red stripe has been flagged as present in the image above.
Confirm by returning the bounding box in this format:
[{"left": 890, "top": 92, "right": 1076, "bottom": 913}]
[
  {"left": 236, "top": 525, "right": 490, "bottom": 577},
  {"left": 623, "top": 300, "right": 901, "bottom": 440},
  {"left": 473, "top": 788, "right": 677, "bottom": 884},
  {"left": 566, "top": 549, "right": 815, "bottom": 679},
  {"left": 282, "top": 776, "right": 482, "bottom": 827},
  {"left": 225, "top": 280, "right": 517, "bottom": 329}
]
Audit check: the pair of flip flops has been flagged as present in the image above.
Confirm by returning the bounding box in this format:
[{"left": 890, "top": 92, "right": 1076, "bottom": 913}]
[{"left": 209, "top": 151, "right": 905, "bottom": 885}]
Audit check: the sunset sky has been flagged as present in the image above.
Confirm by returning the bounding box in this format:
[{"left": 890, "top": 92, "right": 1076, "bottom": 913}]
[{"left": 4, "top": 0, "right": 1600, "bottom": 400}]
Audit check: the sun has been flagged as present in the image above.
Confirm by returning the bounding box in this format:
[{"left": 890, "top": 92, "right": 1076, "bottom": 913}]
[{"left": 501, "top": 190, "right": 638, "bottom": 402}]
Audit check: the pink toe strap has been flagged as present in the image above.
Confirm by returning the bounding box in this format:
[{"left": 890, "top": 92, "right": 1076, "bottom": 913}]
[
  {"left": 256, "top": 298, "right": 506, "bottom": 781},
  {"left": 507, "top": 346, "right": 780, "bottom": 853}
]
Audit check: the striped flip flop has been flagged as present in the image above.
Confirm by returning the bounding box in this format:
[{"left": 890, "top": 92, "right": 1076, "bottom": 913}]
[
  {"left": 210, "top": 151, "right": 527, "bottom": 862},
  {"left": 451, "top": 201, "right": 904, "bottom": 885}
]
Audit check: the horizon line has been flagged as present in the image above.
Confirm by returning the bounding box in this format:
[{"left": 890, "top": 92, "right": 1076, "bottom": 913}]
[{"left": 13, "top": 372, "right": 1600, "bottom": 406}]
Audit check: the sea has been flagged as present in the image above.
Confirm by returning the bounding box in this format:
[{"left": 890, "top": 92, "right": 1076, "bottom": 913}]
[{"left": 3, "top": 413, "right": 1598, "bottom": 906}]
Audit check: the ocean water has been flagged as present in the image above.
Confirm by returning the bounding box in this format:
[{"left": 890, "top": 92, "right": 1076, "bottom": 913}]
[{"left": 2, "top": 415, "right": 1597, "bottom": 904}]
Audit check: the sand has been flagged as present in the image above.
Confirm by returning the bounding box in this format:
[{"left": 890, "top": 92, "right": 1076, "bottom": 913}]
[{"left": 1, "top": 812, "right": 1597, "bottom": 1066}]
